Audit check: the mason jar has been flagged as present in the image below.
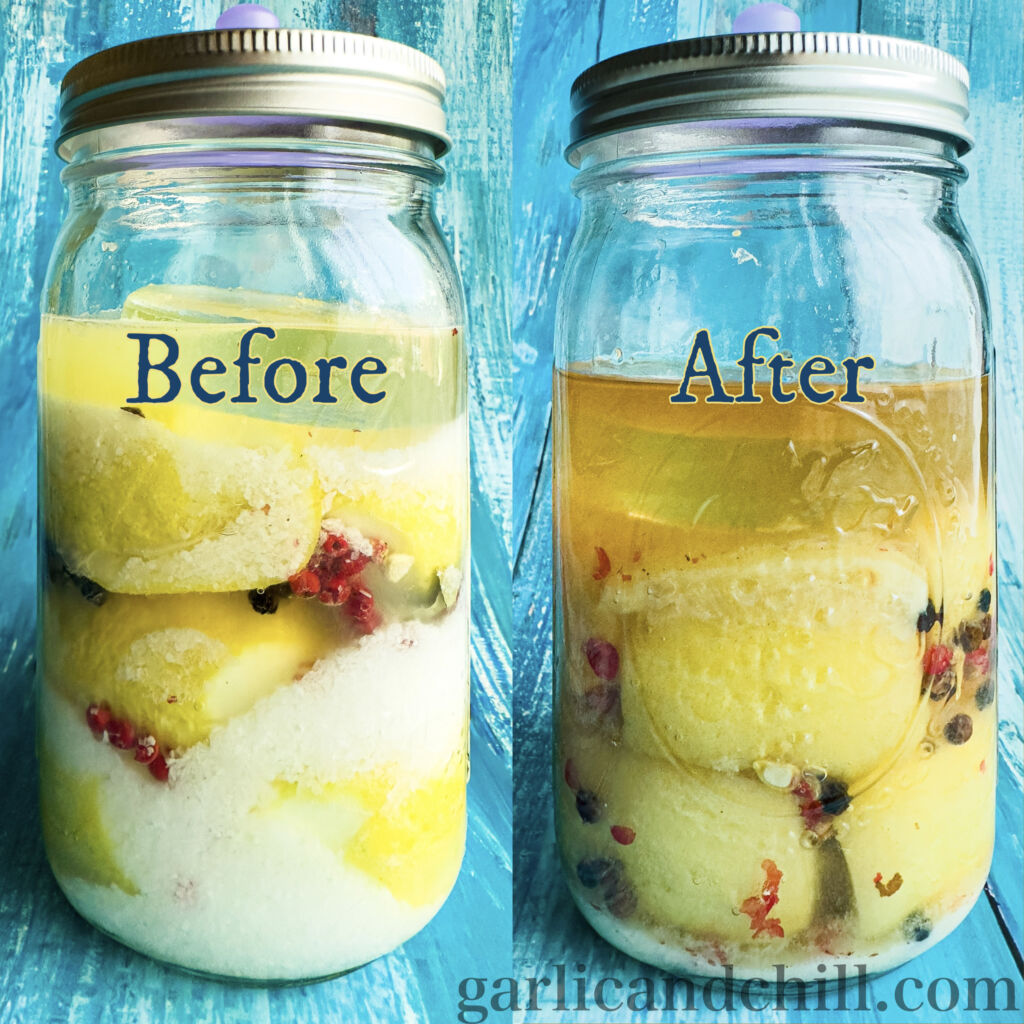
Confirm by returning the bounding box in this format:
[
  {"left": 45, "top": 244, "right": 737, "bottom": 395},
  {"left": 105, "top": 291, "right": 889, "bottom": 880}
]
[
  {"left": 553, "top": 31, "right": 996, "bottom": 980},
  {"left": 38, "top": 24, "right": 468, "bottom": 982}
]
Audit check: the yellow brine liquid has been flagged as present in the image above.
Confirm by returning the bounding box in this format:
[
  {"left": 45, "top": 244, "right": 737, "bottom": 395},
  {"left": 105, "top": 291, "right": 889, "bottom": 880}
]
[
  {"left": 37, "top": 286, "right": 469, "bottom": 981},
  {"left": 553, "top": 366, "right": 995, "bottom": 978}
]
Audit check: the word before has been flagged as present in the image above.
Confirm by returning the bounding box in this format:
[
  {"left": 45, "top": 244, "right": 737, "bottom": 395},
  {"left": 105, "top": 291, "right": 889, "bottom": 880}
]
[{"left": 125, "top": 327, "right": 388, "bottom": 406}]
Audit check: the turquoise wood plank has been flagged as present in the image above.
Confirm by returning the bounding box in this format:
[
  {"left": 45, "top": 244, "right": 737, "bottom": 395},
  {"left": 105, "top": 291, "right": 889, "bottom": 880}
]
[
  {"left": 512, "top": 0, "right": 1024, "bottom": 1019},
  {"left": 0, "top": 1, "right": 511, "bottom": 1021}
]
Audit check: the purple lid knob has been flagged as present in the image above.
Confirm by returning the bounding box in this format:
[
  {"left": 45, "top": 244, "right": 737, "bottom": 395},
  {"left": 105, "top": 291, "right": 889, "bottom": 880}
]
[
  {"left": 215, "top": 4, "right": 281, "bottom": 30},
  {"left": 731, "top": 3, "right": 801, "bottom": 33}
]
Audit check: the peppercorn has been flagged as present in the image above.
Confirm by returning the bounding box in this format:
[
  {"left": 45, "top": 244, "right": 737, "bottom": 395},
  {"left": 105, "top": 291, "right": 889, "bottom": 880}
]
[
  {"left": 902, "top": 911, "right": 931, "bottom": 943},
  {"left": 575, "top": 788, "right": 603, "bottom": 823},
  {"left": 70, "top": 571, "right": 107, "bottom": 606},
  {"left": 576, "top": 857, "right": 617, "bottom": 889},
  {"left": 248, "top": 582, "right": 290, "bottom": 614},
  {"left": 927, "top": 669, "right": 956, "bottom": 702},
  {"left": 955, "top": 622, "right": 985, "bottom": 653},
  {"left": 944, "top": 713, "right": 974, "bottom": 745},
  {"left": 916, "top": 599, "right": 941, "bottom": 633},
  {"left": 975, "top": 681, "right": 995, "bottom": 711},
  {"left": 249, "top": 588, "right": 276, "bottom": 614},
  {"left": 604, "top": 876, "right": 638, "bottom": 919},
  {"left": 819, "top": 777, "right": 852, "bottom": 817}
]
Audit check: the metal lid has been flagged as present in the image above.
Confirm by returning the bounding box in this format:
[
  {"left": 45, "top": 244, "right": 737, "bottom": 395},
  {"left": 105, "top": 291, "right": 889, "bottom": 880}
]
[
  {"left": 57, "top": 28, "right": 449, "bottom": 160},
  {"left": 568, "top": 32, "right": 971, "bottom": 165}
]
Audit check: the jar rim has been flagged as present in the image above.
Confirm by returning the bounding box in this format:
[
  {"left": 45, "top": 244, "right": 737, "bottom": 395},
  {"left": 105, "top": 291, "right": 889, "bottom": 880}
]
[
  {"left": 567, "top": 31, "right": 971, "bottom": 166},
  {"left": 57, "top": 28, "right": 450, "bottom": 161}
]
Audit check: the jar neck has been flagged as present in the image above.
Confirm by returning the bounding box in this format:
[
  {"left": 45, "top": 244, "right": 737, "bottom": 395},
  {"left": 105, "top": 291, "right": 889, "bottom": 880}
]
[
  {"left": 572, "top": 122, "right": 966, "bottom": 216},
  {"left": 62, "top": 133, "right": 444, "bottom": 212}
]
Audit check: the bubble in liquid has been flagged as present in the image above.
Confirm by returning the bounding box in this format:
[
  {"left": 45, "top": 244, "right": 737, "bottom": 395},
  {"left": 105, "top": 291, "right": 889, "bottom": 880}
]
[
  {"left": 919, "top": 738, "right": 936, "bottom": 757},
  {"left": 611, "top": 347, "right": 623, "bottom": 364},
  {"left": 800, "top": 830, "right": 821, "bottom": 849}
]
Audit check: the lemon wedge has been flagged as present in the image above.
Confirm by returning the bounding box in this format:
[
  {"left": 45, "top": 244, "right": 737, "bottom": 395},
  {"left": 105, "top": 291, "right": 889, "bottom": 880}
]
[
  {"left": 43, "top": 586, "right": 339, "bottom": 750},
  {"left": 43, "top": 396, "right": 321, "bottom": 593}
]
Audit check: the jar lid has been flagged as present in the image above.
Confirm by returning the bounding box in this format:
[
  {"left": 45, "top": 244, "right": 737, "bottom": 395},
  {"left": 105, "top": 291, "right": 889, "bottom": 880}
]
[
  {"left": 57, "top": 28, "right": 449, "bottom": 160},
  {"left": 567, "top": 32, "right": 971, "bottom": 165}
]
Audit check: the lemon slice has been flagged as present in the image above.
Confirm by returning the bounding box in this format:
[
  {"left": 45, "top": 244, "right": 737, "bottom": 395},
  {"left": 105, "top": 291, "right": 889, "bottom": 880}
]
[
  {"left": 840, "top": 708, "right": 995, "bottom": 941},
  {"left": 43, "top": 586, "right": 339, "bottom": 749},
  {"left": 43, "top": 396, "right": 321, "bottom": 593},
  {"left": 39, "top": 742, "right": 138, "bottom": 894},
  {"left": 583, "top": 542, "right": 928, "bottom": 781},
  {"left": 122, "top": 283, "right": 356, "bottom": 326},
  {"left": 344, "top": 761, "right": 466, "bottom": 906},
  {"left": 558, "top": 731, "right": 816, "bottom": 944},
  {"left": 256, "top": 758, "right": 466, "bottom": 907}
]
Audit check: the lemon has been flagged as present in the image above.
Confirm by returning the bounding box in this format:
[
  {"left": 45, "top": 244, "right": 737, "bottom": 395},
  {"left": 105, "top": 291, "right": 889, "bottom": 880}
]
[
  {"left": 257, "top": 757, "right": 467, "bottom": 907},
  {"left": 39, "top": 743, "right": 138, "bottom": 894},
  {"left": 43, "top": 585, "right": 339, "bottom": 750},
  {"left": 43, "top": 396, "right": 321, "bottom": 593},
  {"left": 839, "top": 705, "right": 995, "bottom": 941},
  {"left": 557, "top": 731, "right": 816, "bottom": 944},
  {"left": 325, "top": 485, "right": 464, "bottom": 603},
  {"left": 121, "top": 284, "right": 353, "bottom": 326},
  {"left": 583, "top": 542, "right": 928, "bottom": 781},
  {"left": 344, "top": 761, "right": 466, "bottom": 906}
]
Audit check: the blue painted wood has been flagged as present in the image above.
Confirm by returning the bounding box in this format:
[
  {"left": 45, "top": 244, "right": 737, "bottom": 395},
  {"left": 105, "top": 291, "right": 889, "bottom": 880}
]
[
  {"left": 0, "top": 1, "right": 511, "bottom": 1022},
  {"left": 512, "top": 1, "right": 1024, "bottom": 1020}
]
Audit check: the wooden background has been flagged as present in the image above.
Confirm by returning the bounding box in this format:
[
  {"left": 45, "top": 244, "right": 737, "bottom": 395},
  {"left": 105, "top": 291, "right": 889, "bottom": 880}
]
[
  {"left": 0, "top": 1, "right": 510, "bottom": 1022},
  {"left": 1, "top": 0, "right": 1022, "bottom": 1021},
  {"left": 512, "top": 1, "right": 1024, "bottom": 1022}
]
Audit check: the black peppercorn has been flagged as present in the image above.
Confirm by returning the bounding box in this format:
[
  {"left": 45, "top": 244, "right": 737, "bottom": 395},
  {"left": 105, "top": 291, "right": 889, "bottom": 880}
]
[
  {"left": 902, "top": 911, "right": 931, "bottom": 943},
  {"left": 819, "top": 777, "right": 852, "bottom": 817},
  {"left": 576, "top": 858, "right": 617, "bottom": 888},
  {"left": 575, "top": 788, "right": 603, "bottom": 823},
  {"left": 944, "top": 713, "right": 974, "bottom": 745}
]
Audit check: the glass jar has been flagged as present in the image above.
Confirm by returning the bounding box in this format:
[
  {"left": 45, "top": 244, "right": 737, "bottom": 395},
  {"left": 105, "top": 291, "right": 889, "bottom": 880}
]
[
  {"left": 38, "top": 25, "right": 468, "bottom": 982},
  {"left": 553, "top": 31, "right": 995, "bottom": 981}
]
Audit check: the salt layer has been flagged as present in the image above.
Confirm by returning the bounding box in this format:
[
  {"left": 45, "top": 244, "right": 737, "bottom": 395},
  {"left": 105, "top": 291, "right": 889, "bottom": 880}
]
[
  {"left": 42, "top": 604, "right": 469, "bottom": 980},
  {"left": 570, "top": 884, "right": 981, "bottom": 984}
]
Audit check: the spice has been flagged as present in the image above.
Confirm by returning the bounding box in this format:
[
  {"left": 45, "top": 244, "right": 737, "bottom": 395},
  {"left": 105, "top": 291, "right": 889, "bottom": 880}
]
[
  {"left": 873, "top": 872, "right": 904, "bottom": 897},
  {"left": 575, "top": 788, "right": 603, "bottom": 823},
  {"left": 583, "top": 638, "right": 619, "bottom": 681},
  {"left": 610, "top": 825, "right": 636, "bottom": 845},
  {"left": 922, "top": 644, "right": 953, "bottom": 676},
  {"left": 944, "top": 713, "right": 974, "bottom": 745},
  {"left": 902, "top": 911, "right": 931, "bottom": 943},
  {"left": 576, "top": 857, "right": 617, "bottom": 888},
  {"left": 740, "top": 859, "right": 785, "bottom": 939}
]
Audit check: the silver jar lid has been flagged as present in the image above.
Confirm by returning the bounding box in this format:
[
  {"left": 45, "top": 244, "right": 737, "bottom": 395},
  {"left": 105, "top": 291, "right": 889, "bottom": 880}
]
[
  {"left": 57, "top": 28, "right": 449, "bottom": 160},
  {"left": 568, "top": 32, "right": 971, "bottom": 164}
]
